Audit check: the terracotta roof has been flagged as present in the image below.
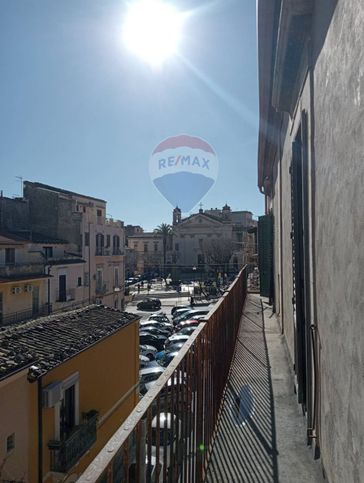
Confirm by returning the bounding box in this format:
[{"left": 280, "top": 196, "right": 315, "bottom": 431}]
[{"left": 0, "top": 306, "right": 139, "bottom": 381}]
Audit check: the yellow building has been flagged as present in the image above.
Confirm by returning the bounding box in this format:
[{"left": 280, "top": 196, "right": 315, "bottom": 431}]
[
  {"left": 0, "top": 234, "right": 50, "bottom": 325},
  {"left": 0, "top": 305, "right": 139, "bottom": 482}
]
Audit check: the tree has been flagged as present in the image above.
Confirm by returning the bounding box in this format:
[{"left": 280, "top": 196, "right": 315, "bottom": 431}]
[
  {"left": 154, "top": 223, "right": 173, "bottom": 279},
  {"left": 203, "top": 238, "right": 234, "bottom": 275}
]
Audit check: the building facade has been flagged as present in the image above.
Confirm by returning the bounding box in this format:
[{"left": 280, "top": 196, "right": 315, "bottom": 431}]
[
  {"left": 0, "top": 183, "right": 126, "bottom": 326},
  {"left": 257, "top": 0, "right": 364, "bottom": 481},
  {"left": 0, "top": 306, "right": 139, "bottom": 483},
  {"left": 23, "top": 182, "right": 125, "bottom": 310},
  {"left": 171, "top": 205, "right": 256, "bottom": 280},
  {"left": 127, "top": 232, "right": 164, "bottom": 276}
]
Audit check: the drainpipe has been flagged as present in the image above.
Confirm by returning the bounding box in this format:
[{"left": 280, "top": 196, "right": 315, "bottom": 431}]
[
  {"left": 47, "top": 265, "right": 51, "bottom": 314},
  {"left": 88, "top": 222, "right": 91, "bottom": 304},
  {"left": 37, "top": 376, "right": 43, "bottom": 483}
]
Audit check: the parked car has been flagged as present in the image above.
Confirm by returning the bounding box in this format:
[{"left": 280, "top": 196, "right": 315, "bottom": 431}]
[
  {"left": 165, "top": 334, "right": 190, "bottom": 349},
  {"left": 149, "top": 413, "right": 182, "bottom": 467},
  {"left": 140, "top": 326, "right": 172, "bottom": 338},
  {"left": 175, "top": 326, "right": 197, "bottom": 336},
  {"left": 175, "top": 319, "right": 201, "bottom": 332},
  {"left": 164, "top": 341, "right": 185, "bottom": 353},
  {"left": 157, "top": 351, "right": 179, "bottom": 367},
  {"left": 137, "top": 298, "right": 162, "bottom": 311},
  {"left": 140, "top": 354, "right": 151, "bottom": 368},
  {"left": 141, "top": 320, "right": 173, "bottom": 332},
  {"left": 139, "top": 365, "right": 165, "bottom": 396},
  {"left": 148, "top": 313, "right": 171, "bottom": 324},
  {"left": 173, "top": 309, "right": 209, "bottom": 324},
  {"left": 140, "top": 344, "right": 158, "bottom": 360},
  {"left": 140, "top": 333, "right": 167, "bottom": 351},
  {"left": 172, "top": 307, "right": 193, "bottom": 320},
  {"left": 171, "top": 305, "right": 192, "bottom": 316}
]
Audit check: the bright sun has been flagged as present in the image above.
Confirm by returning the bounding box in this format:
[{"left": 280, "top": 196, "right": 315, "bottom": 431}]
[{"left": 123, "top": 0, "right": 184, "bottom": 66}]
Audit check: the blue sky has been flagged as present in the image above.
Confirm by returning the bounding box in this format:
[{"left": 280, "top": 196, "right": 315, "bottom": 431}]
[{"left": 0, "top": 0, "right": 263, "bottom": 230}]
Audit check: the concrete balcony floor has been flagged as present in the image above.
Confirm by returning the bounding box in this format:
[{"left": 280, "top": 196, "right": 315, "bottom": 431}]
[{"left": 205, "top": 295, "right": 324, "bottom": 483}]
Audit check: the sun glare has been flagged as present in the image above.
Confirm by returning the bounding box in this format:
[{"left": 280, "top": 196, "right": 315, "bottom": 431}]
[{"left": 123, "top": 0, "right": 184, "bottom": 66}]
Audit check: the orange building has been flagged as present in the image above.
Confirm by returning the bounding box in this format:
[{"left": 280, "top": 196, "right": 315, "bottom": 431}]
[{"left": 0, "top": 305, "right": 139, "bottom": 482}]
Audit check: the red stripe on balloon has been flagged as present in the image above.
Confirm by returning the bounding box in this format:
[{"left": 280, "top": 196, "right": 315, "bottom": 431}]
[{"left": 152, "top": 134, "right": 215, "bottom": 155}]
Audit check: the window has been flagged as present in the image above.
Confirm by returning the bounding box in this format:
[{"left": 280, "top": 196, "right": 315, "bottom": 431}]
[
  {"left": 61, "top": 385, "right": 76, "bottom": 438},
  {"left": 133, "top": 242, "right": 138, "bottom": 249},
  {"left": 154, "top": 242, "right": 158, "bottom": 252},
  {"left": 83, "top": 206, "right": 86, "bottom": 213},
  {"left": 97, "top": 209, "right": 102, "bottom": 217},
  {"left": 199, "top": 239, "right": 203, "bottom": 249},
  {"left": 6, "top": 433, "right": 15, "bottom": 452},
  {"left": 113, "top": 235, "right": 120, "bottom": 255},
  {"left": 114, "top": 300, "right": 118, "bottom": 309},
  {"left": 96, "top": 234, "right": 104, "bottom": 255},
  {"left": 43, "top": 246, "right": 53, "bottom": 259},
  {"left": 114, "top": 267, "right": 119, "bottom": 287},
  {"left": 77, "top": 277, "right": 82, "bottom": 287},
  {"left": 57, "top": 373, "right": 80, "bottom": 441},
  {"left": 85, "top": 232, "right": 90, "bottom": 246},
  {"left": 175, "top": 243, "right": 179, "bottom": 251},
  {"left": 96, "top": 269, "right": 103, "bottom": 291},
  {"left": 106, "top": 235, "right": 111, "bottom": 248},
  {"left": 144, "top": 243, "right": 148, "bottom": 253},
  {"left": 84, "top": 272, "right": 89, "bottom": 287},
  {"left": 5, "top": 248, "right": 15, "bottom": 265}
]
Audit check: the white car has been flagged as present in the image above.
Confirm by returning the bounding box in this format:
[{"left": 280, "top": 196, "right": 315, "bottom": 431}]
[{"left": 149, "top": 413, "right": 182, "bottom": 467}]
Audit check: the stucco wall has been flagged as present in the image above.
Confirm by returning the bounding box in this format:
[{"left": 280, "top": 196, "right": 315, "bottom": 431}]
[
  {"left": 0, "top": 371, "right": 29, "bottom": 482},
  {"left": 312, "top": 1, "right": 364, "bottom": 481},
  {"left": 27, "top": 320, "right": 139, "bottom": 482}
]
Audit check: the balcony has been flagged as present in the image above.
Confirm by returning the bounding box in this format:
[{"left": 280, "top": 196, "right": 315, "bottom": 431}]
[
  {"left": 0, "top": 261, "right": 45, "bottom": 280},
  {"left": 57, "top": 288, "right": 76, "bottom": 303},
  {"left": 1, "top": 304, "right": 51, "bottom": 326},
  {"left": 96, "top": 283, "right": 108, "bottom": 295},
  {"left": 78, "top": 269, "right": 247, "bottom": 482},
  {"left": 48, "top": 410, "right": 98, "bottom": 473},
  {"left": 78, "top": 267, "right": 324, "bottom": 483},
  {"left": 95, "top": 248, "right": 110, "bottom": 256}
]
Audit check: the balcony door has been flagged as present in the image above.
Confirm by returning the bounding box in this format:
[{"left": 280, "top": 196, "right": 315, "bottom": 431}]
[
  {"left": 32, "top": 286, "right": 39, "bottom": 316},
  {"left": 59, "top": 275, "right": 67, "bottom": 302},
  {"left": 61, "top": 385, "right": 76, "bottom": 439},
  {"left": 291, "top": 112, "right": 313, "bottom": 438}
]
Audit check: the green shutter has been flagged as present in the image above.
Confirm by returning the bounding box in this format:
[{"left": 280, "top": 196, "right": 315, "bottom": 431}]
[{"left": 258, "top": 214, "right": 274, "bottom": 298}]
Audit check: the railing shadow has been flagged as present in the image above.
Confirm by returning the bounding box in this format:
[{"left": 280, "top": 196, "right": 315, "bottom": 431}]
[{"left": 205, "top": 297, "right": 278, "bottom": 483}]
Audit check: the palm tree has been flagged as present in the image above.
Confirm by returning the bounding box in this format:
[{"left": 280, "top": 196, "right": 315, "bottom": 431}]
[{"left": 154, "top": 223, "right": 173, "bottom": 279}]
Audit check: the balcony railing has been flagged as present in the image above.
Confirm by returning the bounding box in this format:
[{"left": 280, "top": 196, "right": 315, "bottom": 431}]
[
  {"left": 78, "top": 267, "right": 247, "bottom": 483},
  {"left": 95, "top": 248, "right": 111, "bottom": 256},
  {"left": 0, "top": 262, "right": 45, "bottom": 279},
  {"left": 1, "top": 304, "right": 51, "bottom": 326},
  {"left": 96, "top": 283, "right": 108, "bottom": 295},
  {"left": 48, "top": 411, "right": 98, "bottom": 473},
  {"left": 112, "top": 248, "right": 123, "bottom": 256}
]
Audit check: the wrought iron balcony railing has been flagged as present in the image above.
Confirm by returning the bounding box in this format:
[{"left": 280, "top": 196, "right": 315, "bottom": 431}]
[
  {"left": 48, "top": 410, "right": 98, "bottom": 473},
  {"left": 96, "top": 283, "right": 108, "bottom": 295},
  {"left": 78, "top": 268, "right": 247, "bottom": 483},
  {"left": 1, "top": 304, "right": 51, "bottom": 326}
]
